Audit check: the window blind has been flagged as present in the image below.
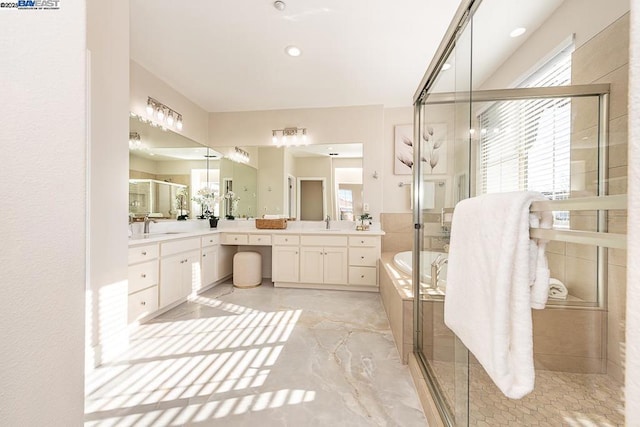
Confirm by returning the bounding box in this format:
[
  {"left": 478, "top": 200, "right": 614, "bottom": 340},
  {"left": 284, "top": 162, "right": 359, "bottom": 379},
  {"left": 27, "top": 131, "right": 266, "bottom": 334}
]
[{"left": 478, "top": 49, "right": 572, "bottom": 225}]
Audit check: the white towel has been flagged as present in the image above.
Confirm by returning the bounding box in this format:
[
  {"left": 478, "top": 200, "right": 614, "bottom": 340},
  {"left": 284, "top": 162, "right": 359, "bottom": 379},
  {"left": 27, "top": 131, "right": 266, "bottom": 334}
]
[
  {"left": 444, "top": 191, "right": 552, "bottom": 399},
  {"left": 548, "top": 278, "right": 568, "bottom": 299}
]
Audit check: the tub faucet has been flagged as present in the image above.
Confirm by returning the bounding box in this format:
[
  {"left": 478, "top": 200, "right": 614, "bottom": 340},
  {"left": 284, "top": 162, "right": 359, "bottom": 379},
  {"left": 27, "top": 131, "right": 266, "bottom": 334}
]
[
  {"left": 430, "top": 255, "right": 448, "bottom": 288},
  {"left": 325, "top": 215, "right": 331, "bottom": 229},
  {"left": 143, "top": 216, "right": 157, "bottom": 234}
]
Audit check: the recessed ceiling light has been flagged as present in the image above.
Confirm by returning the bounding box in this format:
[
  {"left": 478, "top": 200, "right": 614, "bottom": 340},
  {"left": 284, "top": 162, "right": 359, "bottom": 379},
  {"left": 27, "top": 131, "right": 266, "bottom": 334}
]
[
  {"left": 442, "top": 63, "right": 451, "bottom": 71},
  {"left": 510, "top": 27, "right": 526, "bottom": 38},
  {"left": 273, "top": 1, "right": 285, "bottom": 11},
  {"left": 285, "top": 45, "right": 301, "bottom": 57}
]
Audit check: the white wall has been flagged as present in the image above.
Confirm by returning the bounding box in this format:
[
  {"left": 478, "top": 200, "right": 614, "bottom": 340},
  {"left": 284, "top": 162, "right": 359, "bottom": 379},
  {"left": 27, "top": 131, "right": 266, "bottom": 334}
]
[
  {"left": 87, "top": 0, "right": 130, "bottom": 367},
  {"left": 130, "top": 60, "right": 209, "bottom": 146},
  {"left": 626, "top": 1, "right": 640, "bottom": 422},
  {"left": 209, "top": 105, "right": 385, "bottom": 220},
  {"left": 0, "top": 3, "right": 86, "bottom": 425}
]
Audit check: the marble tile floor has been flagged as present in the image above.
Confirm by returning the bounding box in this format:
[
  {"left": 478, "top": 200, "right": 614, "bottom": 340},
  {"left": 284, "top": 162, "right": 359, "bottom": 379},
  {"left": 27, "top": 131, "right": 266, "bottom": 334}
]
[
  {"left": 85, "top": 281, "right": 427, "bottom": 426},
  {"left": 428, "top": 360, "right": 624, "bottom": 426}
]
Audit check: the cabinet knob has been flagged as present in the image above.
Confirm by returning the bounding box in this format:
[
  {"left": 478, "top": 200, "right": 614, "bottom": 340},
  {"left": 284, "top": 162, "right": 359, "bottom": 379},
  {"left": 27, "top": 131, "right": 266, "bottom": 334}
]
[
  {"left": 209, "top": 239, "right": 213, "bottom": 243},
  {"left": 361, "top": 240, "right": 364, "bottom": 244},
  {"left": 361, "top": 256, "right": 365, "bottom": 259},
  {"left": 285, "top": 238, "right": 288, "bottom": 242},
  {"left": 140, "top": 301, "right": 146, "bottom": 306},
  {"left": 141, "top": 273, "right": 146, "bottom": 278},
  {"left": 361, "top": 275, "right": 365, "bottom": 278},
  {"left": 295, "top": 251, "right": 298, "bottom": 255},
  {"left": 141, "top": 251, "right": 147, "bottom": 256},
  {"left": 203, "top": 254, "right": 206, "bottom": 257}
]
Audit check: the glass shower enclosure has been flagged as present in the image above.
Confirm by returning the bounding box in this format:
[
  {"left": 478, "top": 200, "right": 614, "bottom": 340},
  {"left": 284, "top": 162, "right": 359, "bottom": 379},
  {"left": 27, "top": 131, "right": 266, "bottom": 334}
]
[{"left": 412, "top": 0, "right": 628, "bottom": 425}]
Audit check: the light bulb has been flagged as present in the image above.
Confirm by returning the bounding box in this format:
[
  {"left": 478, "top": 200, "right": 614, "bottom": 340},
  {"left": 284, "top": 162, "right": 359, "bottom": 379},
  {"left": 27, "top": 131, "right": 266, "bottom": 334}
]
[
  {"left": 167, "top": 112, "right": 174, "bottom": 126},
  {"left": 272, "top": 134, "right": 278, "bottom": 144},
  {"left": 283, "top": 135, "right": 288, "bottom": 145},
  {"left": 156, "top": 107, "right": 164, "bottom": 121},
  {"left": 146, "top": 101, "right": 153, "bottom": 116},
  {"left": 176, "top": 115, "right": 183, "bottom": 130}
]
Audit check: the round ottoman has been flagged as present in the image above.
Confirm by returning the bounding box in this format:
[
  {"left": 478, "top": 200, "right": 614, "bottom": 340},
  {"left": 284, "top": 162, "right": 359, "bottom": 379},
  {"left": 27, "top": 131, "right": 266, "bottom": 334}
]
[{"left": 233, "top": 251, "right": 262, "bottom": 288}]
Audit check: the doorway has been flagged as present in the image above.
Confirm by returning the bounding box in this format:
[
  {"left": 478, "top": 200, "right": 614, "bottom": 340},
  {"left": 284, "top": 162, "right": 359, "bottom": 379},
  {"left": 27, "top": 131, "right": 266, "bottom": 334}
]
[{"left": 297, "top": 177, "right": 326, "bottom": 220}]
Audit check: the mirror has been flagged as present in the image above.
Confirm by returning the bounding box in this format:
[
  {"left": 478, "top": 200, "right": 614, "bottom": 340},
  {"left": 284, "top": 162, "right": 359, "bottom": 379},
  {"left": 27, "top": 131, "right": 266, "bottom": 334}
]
[
  {"left": 129, "top": 117, "right": 362, "bottom": 221},
  {"left": 129, "top": 117, "right": 226, "bottom": 219},
  {"left": 256, "top": 143, "right": 363, "bottom": 221}
]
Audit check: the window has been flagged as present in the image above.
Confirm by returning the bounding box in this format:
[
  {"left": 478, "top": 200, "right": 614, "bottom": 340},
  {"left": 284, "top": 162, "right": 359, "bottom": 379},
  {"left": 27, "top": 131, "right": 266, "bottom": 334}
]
[{"left": 478, "top": 47, "right": 572, "bottom": 226}]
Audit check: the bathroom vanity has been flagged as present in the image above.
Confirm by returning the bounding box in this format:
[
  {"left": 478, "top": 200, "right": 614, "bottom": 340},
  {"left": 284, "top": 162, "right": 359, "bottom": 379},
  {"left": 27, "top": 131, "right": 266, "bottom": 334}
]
[
  {"left": 127, "top": 225, "right": 383, "bottom": 324},
  {"left": 219, "top": 229, "right": 383, "bottom": 292}
]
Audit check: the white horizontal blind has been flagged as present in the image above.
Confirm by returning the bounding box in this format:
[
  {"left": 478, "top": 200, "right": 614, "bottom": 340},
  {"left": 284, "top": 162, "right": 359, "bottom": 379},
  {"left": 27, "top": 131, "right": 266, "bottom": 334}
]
[{"left": 478, "top": 49, "right": 572, "bottom": 224}]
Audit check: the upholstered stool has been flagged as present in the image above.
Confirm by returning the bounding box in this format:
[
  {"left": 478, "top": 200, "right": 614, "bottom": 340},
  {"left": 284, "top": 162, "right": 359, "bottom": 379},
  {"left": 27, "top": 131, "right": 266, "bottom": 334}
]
[{"left": 233, "top": 251, "right": 262, "bottom": 288}]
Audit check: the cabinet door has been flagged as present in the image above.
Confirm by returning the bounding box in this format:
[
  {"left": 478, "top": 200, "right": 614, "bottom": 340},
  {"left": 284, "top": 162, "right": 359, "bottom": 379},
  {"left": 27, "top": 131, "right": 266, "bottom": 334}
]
[
  {"left": 300, "top": 246, "right": 324, "bottom": 284},
  {"left": 182, "top": 250, "right": 201, "bottom": 298},
  {"left": 272, "top": 246, "right": 299, "bottom": 283},
  {"left": 324, "top": 247, "right": 348, "bottom": 284},
  {"left": 159, "top": 253, "right": 184, "bottom": 307},
  {"left": 201, "top": 246, "right": 219, "bottom": 289},
  {"left": 218, "top": 245, "right": 235, "bottom": 278}
]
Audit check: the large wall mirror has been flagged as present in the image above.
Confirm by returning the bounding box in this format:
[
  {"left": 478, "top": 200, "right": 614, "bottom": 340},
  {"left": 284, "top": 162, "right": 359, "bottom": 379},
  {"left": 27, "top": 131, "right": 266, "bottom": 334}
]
[
  {"left": 129, "top": 117, "right": 363, "bottom": 221},
  {"left": 129, "top": 117, "right": 227, "bottom": 219}
]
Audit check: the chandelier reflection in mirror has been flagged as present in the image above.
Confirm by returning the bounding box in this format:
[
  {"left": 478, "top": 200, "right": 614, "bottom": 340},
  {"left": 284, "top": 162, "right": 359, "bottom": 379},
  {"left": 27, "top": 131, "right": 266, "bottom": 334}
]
[
  {"left": 271, "top": 127, "right": 308, "bottom": 147},
  {"left": 128, "top": 132, "right": 144, "bottom": 150},
  {"left": 144, "top": 96, "right": 183, "bottom": 131}
]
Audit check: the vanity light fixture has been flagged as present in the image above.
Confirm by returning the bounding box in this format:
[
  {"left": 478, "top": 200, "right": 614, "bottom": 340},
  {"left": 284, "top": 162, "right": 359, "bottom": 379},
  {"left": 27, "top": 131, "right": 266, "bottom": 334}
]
[
  {"left": 230, "top": 146, "right": 250, "bottom": 164},
  {"left": 145, "top": 97, "right": 183, "bottom": 132},
  {"left": 271, "top": 127, "right": 308, "bottom": 147},
  {"left": 129, "top": 132, "right": 142, "bottom": 150}
]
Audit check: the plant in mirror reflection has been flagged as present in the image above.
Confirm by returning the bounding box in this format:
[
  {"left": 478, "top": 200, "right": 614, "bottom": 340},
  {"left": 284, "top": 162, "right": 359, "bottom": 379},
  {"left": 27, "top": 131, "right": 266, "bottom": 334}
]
[{"left": 193, "top": 187, "right": 220, "bottom": 219}]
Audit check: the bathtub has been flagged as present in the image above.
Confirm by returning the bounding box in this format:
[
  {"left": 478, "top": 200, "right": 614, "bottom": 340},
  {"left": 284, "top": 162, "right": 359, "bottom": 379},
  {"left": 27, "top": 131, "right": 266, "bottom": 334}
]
[{"left": 393, "top": 250, "right": 448, "bottom": 291}]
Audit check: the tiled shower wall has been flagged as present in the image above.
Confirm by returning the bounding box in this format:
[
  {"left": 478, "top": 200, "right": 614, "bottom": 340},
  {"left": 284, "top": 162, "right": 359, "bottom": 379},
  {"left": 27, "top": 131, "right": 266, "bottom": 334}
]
[{"left": 551, "top": 12, "right": 629, "bottom": 382}]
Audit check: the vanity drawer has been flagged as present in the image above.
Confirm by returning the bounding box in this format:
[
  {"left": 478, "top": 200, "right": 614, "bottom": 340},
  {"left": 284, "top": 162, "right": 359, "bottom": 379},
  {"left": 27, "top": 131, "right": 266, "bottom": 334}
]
[
  {"left": 128, "top": 244, "right": 159, "bottom": 265},
  {"left": 349, "top": 247, "right": 378, "bottom": 267},
  {"left": 223, "top": 233, "right": 249, "bottom": 245},
  {"left": 349, "top": 236, "right": 378, "bottom": 248},
  {"left": 128, "top": 260, "right": 158, "bottom": 294},
  {"left": 161, "top": 237, "right": 200, "bottom": 257},
  {"left": 272, "top": 235, "right": 299, "bottom": 246},
  {"left": 128, "top": 285, "right": 159, "bottom": 324},
  {"left": 349, "top": 266, "right": 377, "bottom": 286},
  {"left": 301, "top": 235, "right": 347, "bottom": 247},
  {"left": 249, "top": 234, "right": 272, "bottom": 245},
  {"left": 201, "top": 234, "right": 220, "bottom": 247}
]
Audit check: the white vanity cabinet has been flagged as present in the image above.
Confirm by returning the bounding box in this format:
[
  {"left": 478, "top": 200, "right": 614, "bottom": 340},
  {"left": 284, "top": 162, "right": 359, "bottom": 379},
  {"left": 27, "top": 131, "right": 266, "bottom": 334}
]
[
  {"left": 200, "top": 235, "right": 220, "bottom": 291},
  {"left": 348, "top": 236, "right": 380, "bottom": 287},
  {"left": 159, "top": 237, "right": 200, "bottom": 307},
  {"left": 127, "top": 243, "right": 160, "bottom": 324},
  {"left": 299, "top": 236, "right": 348, "bottom": 285},
  {"left": 272, "top": 235, "right": 300, "bottom": 283}
]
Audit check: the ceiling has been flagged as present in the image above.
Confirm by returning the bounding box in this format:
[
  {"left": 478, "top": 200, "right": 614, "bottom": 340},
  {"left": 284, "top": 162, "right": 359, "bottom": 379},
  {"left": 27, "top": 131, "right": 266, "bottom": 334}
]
[{"left": 130, "top": 0, "right": 460, "bottom": 112}]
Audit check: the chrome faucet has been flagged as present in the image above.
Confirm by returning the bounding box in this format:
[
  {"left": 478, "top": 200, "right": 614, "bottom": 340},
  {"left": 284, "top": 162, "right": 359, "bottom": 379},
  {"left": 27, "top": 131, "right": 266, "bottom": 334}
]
[
  {"left": 430, "top": 254, "right": 448, "bottom": 289},
  {"left": 143, "top": 216, "right": 157, "bottom": 234},
  {"left": 325, "top": 215, "right": 331, "bottom": 229}
]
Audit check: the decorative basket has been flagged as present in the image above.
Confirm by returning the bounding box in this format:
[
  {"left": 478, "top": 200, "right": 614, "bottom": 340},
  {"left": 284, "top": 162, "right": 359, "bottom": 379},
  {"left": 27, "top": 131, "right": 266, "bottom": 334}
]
[{"left": 255, "top": 218, "right": 288, "bottom": 230}]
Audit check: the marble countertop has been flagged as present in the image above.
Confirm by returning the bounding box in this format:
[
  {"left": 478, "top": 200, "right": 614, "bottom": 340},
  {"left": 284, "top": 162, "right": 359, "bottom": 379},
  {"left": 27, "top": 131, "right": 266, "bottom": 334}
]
[{"left": 129, "top": 226, "right": 384, "bottom": 246}]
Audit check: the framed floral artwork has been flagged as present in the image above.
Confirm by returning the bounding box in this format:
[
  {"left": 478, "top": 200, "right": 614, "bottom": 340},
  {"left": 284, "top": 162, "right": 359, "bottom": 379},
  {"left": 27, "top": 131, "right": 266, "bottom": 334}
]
[{"left": 394, "top": 123, "right": 448, "bottom": 175}]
